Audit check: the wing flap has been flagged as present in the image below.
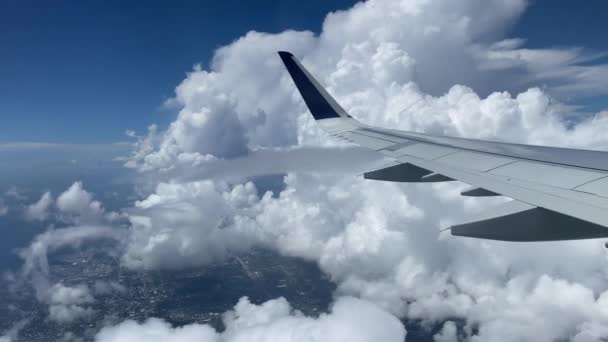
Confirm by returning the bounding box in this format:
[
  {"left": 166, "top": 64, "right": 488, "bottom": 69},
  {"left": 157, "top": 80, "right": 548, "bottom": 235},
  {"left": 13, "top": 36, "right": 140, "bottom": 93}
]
[
  {"left": 363, "top": 162, "right": 432, "bottom": 182},
  {"left": 451, "top": 200, "right": 608, "bottom": 241},
  {"left": 460, "top": 187, "right": 499, "bottom": 197},
  {"left": 399, "top": 154, "right": 608, "bottom": 229},
  {"left": 420, "top": 172, "right": 454, "bottom": 182}
]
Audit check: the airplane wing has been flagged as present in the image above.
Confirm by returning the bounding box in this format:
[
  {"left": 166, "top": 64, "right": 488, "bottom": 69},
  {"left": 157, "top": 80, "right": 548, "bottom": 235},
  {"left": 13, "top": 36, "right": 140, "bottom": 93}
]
[{"left": 278, "top": 51, "right": 608, "bottom": 241}]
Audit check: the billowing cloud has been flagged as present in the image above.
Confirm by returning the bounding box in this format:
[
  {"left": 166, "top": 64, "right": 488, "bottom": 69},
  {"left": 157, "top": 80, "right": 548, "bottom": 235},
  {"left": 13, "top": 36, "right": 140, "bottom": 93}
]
[
  {"left": 25, "top": 191, "right": 53, "bottom": 221},
  {"left": 121, "top": 180, "right": 259, "bottom": 270},
  {"left": 5, "top": 186, "right": 26, "bottom": 201},
  {"left": 56, "top": 181, "right": 105, "bottom": 221},
  {"left": 20, "top": 229, "right": 122, "bottom": 324},
  {"left": 467, "top": 275, "right": 608, "bottom": 341},
  {"left": 16, "top": 183, "right": 126, "bottom": 323},
  {"left": 115, "top": 174, "right": 608, "bottom": 340},
  {"left": 94, "top": 296, "right": 405, "bottom": 342},
  {"left": 0, "top": 200, "right": 7, "bottom": 216},
  {"left": 24, "top": 181, "right": 123, "bottom": 225},
  {"left": 434, "top": 321, "right": 458, "bottom": 342},
  {"left": 126, "top": 0, "right": 608, "bottom": 171},
  {"left": 16, "top": 223, "right": 123, "bottom": 319},
  {"left": 0, "top": 320, "right": 27, "bottom": 342},
  {"left": 19, "top": 224, "right": 122, "bottom": 279},
  {"left": 93, "top": 280, "right": 126, "bottom": 296},
  {"left": 47, "top": 283, "right": 96, "bottom": 323}
]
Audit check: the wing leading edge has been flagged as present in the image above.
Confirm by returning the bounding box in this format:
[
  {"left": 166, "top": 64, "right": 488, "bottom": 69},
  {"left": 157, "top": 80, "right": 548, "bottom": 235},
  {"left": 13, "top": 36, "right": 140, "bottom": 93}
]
[{"left": 278, "top": 51, "right": 608, "bottom": 241}]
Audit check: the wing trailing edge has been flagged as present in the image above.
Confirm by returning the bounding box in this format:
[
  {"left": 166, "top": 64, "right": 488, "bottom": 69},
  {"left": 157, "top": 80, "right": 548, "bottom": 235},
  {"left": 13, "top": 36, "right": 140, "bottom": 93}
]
[
  {"left": 460, "top": 186, "right": 499, "bottom": 197},
  {"left": 364, "top": 162, "right": 432, "bottom": 182},
  {"left": 450, "top": 200, "right": 608, "bottom": 241}
]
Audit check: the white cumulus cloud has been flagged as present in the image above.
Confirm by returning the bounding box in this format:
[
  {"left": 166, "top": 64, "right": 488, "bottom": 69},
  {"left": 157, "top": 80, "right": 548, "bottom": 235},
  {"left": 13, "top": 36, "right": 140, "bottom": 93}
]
[
  {"left": 25, "top": 191, "right": 53, "bottom": 221},
  {"left": 47, "top": 283, "right": 96, "bottom": 323},
  {"left": 94, "top": 296, "right": 406, "bottom": 342},
  {"left": 56, "top": 181, "right": 105, "bottom": 220},
  {"left": 434, "top": 321, "right": 458, "bottom": 342}
]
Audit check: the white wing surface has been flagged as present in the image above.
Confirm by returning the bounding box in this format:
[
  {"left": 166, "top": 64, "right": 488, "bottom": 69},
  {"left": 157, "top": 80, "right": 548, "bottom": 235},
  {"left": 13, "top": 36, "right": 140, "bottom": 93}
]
[{"left": 278, "top": 51, "right": 608, "bottom": 241}]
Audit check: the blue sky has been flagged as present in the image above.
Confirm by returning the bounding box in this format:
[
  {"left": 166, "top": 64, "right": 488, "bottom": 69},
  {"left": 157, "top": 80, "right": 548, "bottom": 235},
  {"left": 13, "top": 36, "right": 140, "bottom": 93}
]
[{"left": 1, "top": 0, "right": 607, "bottom": 144}]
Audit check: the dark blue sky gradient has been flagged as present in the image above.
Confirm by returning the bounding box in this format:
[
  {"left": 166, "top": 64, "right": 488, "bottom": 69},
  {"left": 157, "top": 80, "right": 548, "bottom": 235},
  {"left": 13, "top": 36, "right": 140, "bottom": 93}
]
[
  {"left": 0, "top": 0, "right": 359, "bottom": 143},
  {"left": 512, "top": 0, "right": 608, "bottom": 52},
  {"left": 1, "top": 0, "right": 607, "bottom": 143}
]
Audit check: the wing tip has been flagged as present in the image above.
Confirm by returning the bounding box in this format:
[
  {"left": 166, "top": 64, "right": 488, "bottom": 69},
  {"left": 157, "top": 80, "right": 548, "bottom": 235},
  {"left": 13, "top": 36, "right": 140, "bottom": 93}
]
[
  {"left": 277, "top": 50, "right": 344, "bottom": 121},
  {"left": 277, "top": 51, "right": 294, "bottom": 58},
  {"left": 277, "top": 51, "right": 295, "bottom": 65}
]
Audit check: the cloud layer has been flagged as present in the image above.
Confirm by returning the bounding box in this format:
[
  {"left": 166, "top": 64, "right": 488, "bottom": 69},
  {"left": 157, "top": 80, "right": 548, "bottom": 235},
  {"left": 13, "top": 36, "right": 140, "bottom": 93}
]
[
  {"left": 94, "top": 296, "right": 406, "bottom": 342},
  {"left": 115, "top": 0, "right": 608, "bottom": 340},
  {"left": 117, "top": 0, "right": 608, "bottom": 339}
]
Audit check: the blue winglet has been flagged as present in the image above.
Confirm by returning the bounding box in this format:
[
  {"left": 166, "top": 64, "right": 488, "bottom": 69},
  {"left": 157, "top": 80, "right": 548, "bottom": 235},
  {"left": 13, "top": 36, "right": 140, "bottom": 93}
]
[{"left": 278, "top": 51, "right": 347, "bottom": 120}]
